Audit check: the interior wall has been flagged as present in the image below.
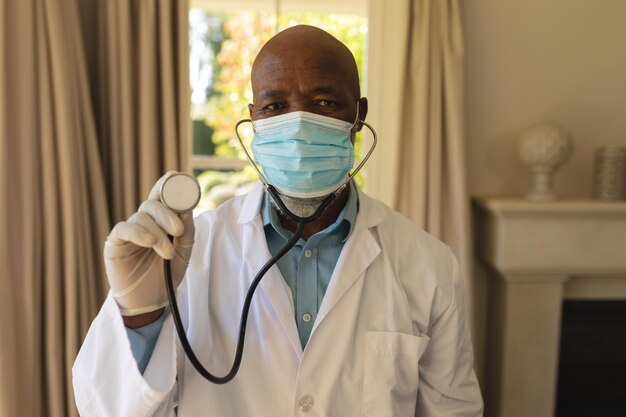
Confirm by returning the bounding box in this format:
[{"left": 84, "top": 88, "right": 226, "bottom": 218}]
[
  {"left": 463, "top": 0, "right": 626, "bottom": 390},
  {"left": 464, "top": 0, "right": 626, "bottom": 199}
]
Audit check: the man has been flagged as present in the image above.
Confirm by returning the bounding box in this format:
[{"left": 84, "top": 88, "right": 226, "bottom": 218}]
[{"left": 73, "top": 25, "right": 483, "bottom": 416}]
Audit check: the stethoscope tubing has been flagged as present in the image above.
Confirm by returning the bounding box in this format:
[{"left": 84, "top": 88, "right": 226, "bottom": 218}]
[{"left": 164, "top": 185, "right": 337, "bottom": 384}]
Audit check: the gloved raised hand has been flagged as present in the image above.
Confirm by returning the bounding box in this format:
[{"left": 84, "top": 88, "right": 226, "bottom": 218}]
[{"left": 104, "top": 172, "right": 195, "bottom": 316}]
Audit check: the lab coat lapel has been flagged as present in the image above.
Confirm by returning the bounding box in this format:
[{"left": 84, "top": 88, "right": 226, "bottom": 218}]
[
  {"left": 238, "top": 182, "right": 303, "bottom": 358},
  {"left": 312, "top": 190, "right": 384, "bottom": 333},
  {"left": 256, "top": 253, "right": 303, "bottom": 358}
]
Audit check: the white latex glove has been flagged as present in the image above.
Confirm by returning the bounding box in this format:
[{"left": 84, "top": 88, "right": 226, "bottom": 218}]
[{"left": 104, "top": 172, "right": 195, "bottom": 316}]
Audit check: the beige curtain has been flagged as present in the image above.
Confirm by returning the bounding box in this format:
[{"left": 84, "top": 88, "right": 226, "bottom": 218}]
[
  {"left": 1, "top": 0, "right": 190, "bottom": 416},
  {"left": 367, "top": 0, "right": 473, "bottom": 319},
  {"left": 80, "top": 0, "right": 191, "bottom": 222},
  {"left": 0, "top": 0, "right": 110, "bottom": 416}
]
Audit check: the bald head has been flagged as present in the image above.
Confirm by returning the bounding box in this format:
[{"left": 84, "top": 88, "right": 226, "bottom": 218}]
[
  {"left": 252, "top": 25, "right": 361, "bottom": 100},
  {"left": 248, "top": 25, "right": 367, "bottom": 126}
]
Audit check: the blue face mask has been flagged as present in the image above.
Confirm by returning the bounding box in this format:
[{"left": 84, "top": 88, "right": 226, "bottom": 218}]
[{"left": 251, "top": 111, "right": 355, "bottom": 198}]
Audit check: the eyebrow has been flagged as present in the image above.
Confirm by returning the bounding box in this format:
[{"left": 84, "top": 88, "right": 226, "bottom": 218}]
[
  {"left": 309, "top": 87, "right": 340, "bottom": 96},
  {"left": 260, "top": 89, "right": 286, "bottom": 101},
  {"left": 258, "top": 86, "right": 343, "bottom": 102}
]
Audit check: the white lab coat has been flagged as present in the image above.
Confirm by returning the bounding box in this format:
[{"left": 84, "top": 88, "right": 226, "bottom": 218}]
[{"left": 73, "top": 182, "right": 483, "bottom": 417}]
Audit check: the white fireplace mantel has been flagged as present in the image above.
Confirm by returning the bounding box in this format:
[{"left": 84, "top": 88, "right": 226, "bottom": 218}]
[{"left": 472, "top": 198, "right": 626, "bottom": 417}]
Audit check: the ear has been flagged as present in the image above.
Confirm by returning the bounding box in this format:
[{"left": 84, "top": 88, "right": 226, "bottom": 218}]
[
  {"left": 354, "top": 97, "right": 369, "bottom": 132},
  {"left": 358, "top": 97, "right": 368, "bottom": 123},
  {"left": 248, "top": 103, "right": 254, "bottom": 119}
]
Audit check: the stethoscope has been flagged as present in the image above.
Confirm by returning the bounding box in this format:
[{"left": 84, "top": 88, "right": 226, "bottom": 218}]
[{"left": 160, "top": 111, "right": 377, "bottom": 384}]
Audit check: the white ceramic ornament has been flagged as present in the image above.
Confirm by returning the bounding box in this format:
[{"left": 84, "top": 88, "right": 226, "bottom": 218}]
[{"left": 519, "top": 122, "right": 572, "bottom": 201}]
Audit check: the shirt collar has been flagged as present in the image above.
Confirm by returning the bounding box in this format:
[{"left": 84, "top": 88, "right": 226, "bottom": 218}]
[{"left": 261, "top": 181, "right": 359, "bottom": 242}]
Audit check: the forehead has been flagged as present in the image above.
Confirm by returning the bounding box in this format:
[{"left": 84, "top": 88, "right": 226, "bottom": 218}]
[{"left": 251, "top": 50, "right": 353, "bottom": 97}]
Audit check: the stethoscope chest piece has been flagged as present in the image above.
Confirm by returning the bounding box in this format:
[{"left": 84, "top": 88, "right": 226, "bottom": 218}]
[{"left": 160, "top": 173, "right": 201, "bottom": 212}]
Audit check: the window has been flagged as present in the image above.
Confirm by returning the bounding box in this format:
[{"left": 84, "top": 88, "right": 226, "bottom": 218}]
[{"left": 189, "top": 0, "right": 368, "bottom": 210}]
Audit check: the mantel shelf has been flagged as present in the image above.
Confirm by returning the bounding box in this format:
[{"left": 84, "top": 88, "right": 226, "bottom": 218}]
[
  {"left": 473, "top": 197, "right": 626, "bottom": 216},
  {"left": 472, "top": 197, "right": 626, "bottom": 275}
]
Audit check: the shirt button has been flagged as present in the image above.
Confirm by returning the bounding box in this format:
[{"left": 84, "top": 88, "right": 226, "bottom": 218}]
[
  {"left": 304, "top": 249, "right": 312, "bottom": 258},
  {"left": 302, "top": 313, "right": 312, "bottom": 323},
  {"left": 298, "top": 395, "right": 314, "bottom": 412}
]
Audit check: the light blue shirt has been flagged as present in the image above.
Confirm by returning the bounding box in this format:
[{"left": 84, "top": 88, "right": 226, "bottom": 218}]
[
  {"left": 126, "top": 183, "right": 358, "bottom": 372},
  {"left": 126, "top": 308, "right": 167, "bottom": 373},
  {"left": 261, "top": 183, "right": 358, "bottom": 348}
]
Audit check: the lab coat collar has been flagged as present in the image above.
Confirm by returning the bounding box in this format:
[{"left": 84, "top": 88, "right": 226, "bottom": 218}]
[
  {"left": 353, "top": 185, "right": 386, "bottom": 233},
  {"left": 238, "top": 181, "right": 265, "bottom": 225}
]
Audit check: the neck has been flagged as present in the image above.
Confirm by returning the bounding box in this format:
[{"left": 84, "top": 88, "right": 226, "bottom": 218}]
[{"left": 277, "top": 186, "right": 350, "bottom": 240}]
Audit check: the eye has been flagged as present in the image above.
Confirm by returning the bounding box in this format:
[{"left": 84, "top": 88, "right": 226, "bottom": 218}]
[
  {"left": 261, "top": 102, "right": 285, "bottom": 113},
  {"left": 318, "top": 99, "right": 336, "bottom": 107}
]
